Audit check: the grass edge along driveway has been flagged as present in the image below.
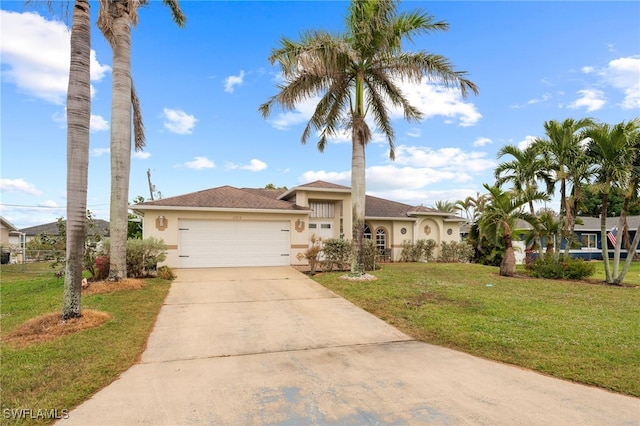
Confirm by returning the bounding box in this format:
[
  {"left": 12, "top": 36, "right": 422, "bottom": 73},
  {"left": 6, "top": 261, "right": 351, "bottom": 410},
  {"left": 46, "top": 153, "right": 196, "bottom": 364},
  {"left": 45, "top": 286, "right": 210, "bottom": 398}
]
[
  {"left": 1, "top": 263, "right": 171, "bottom": 426},
  {"left": 311, "top": 262, "right": 640, "bottom": 398}
]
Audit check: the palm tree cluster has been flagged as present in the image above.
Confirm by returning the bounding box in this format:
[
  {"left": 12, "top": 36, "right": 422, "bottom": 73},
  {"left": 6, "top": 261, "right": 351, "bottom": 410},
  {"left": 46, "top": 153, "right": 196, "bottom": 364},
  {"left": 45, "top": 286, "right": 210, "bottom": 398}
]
[{"left": 464, "top": 117, "right": 640, "bottom": 283}]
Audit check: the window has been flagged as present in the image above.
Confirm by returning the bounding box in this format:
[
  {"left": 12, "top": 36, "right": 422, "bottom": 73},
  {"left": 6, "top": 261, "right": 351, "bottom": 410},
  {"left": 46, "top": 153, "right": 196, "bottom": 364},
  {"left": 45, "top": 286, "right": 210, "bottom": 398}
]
[
  {"left": 364, "top": 224, "right": 372, "bottom": 239},
  {"left": 583, "top": 234, "right": 597, "bottom": 249},
  {"left": 376, "top": 228, "right": 387, "bottom": 253},
  {"left": 310, "top": 202, "right": 335, "bottom": 218}
]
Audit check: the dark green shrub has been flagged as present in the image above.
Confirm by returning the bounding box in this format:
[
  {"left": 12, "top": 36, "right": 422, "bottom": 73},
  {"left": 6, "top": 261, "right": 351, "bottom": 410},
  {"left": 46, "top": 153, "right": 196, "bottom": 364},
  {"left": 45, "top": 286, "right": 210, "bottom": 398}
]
[
  {"left": 528, "top": 256, "right": 596, "bottom": 280},
  {"left": 322, "top": 238, "right": 351, "bottom": 271}
]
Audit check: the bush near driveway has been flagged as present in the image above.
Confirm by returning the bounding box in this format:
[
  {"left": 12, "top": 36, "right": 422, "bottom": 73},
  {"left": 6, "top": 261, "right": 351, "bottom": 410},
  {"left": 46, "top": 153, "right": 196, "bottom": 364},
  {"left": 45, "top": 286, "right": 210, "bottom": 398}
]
[{"left": 312, "top": 262, "right": 640, "bottom": 397}]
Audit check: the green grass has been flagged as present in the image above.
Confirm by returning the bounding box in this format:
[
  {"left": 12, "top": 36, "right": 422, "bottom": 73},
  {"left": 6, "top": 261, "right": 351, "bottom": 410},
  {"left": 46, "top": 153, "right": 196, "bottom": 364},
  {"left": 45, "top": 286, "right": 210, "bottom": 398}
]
[
  {"left": 1, "top": 263, "right": 171, "bottom": 425},
  {"left": 312, "top": 262, "right": 640, "bottom": 397}
]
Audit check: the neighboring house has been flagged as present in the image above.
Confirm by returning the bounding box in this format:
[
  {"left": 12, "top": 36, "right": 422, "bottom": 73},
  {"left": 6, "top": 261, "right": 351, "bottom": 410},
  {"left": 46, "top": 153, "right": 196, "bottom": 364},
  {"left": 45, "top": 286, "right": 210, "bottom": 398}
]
[
  {"left": 131, "top": 180, "right": 465, "bottom": 268},
  {"left": 461, "top": 216, "right": 640, "bottom": 262},
  {"left": 1, "top": 216, "right": 20, "bottom": 247},
  {"left": 18, "top": 219, "right": 111, "bottom": 244}
]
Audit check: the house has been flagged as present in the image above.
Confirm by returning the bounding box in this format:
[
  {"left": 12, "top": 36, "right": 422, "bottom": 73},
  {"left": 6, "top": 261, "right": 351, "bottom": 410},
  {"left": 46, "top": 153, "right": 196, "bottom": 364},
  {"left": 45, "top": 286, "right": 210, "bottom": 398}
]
[
  {"left": 131, "top": 180, "right": 465, "bottom": 268},
  {"left": 1, "top": 216, "right": 20, "bottom": 247},
  {"left": 18, "top": 219, "right": 111, "bottom": 244},
  {"left": 461, "top": 216, "right": 640, "bottom": 262}
]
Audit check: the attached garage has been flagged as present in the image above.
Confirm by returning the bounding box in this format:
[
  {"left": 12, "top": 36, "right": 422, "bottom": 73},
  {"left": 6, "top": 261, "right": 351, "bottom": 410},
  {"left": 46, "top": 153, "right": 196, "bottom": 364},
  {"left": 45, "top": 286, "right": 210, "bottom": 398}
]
[{"left": 177, "top": 219, "right": 291, "bottom": 268}]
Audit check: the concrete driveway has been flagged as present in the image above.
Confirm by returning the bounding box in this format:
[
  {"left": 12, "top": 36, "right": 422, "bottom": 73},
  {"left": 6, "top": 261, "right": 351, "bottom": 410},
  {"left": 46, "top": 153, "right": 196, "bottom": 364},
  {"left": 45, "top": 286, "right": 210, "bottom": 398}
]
[{"left": 62, "top": 267, "right": 639, "bottom": 425}]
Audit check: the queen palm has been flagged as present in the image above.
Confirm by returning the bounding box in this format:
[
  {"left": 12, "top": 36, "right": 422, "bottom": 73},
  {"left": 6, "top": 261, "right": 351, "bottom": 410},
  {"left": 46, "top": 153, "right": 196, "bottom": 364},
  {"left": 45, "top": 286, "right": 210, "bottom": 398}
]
[
  {"left": 585, "top": 119, "right": 640, "bottom": 284},
  {"left": 479, "top": 184, "right": 548, "bottom": 277},
  {"left": 98, "top": 0, "right": 185, "bottom": 280},
  {"left": 62, "top": 0, "right": 92, "bottom": 319},
  {"left": 260, "top": 0, "right": 478, "bottom": 275},
  {"left": 534, "top": 118, "right": 594, "bottom": 259}
]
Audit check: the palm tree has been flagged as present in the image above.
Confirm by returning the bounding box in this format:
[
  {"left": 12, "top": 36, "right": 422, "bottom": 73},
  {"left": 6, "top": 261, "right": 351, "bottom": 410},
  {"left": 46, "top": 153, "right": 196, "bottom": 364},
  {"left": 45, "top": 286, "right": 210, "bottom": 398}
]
[
  {"left": 62, "top": 0, "right": 92, "bottom": 319},
  {"left": 495, "top": 143, "right": 553, "bottom": 253},
  {"left": 479, "top": 184, "right": 548, "bottom": 277},
  {"left": 585, "top": 119, "right": 640, "bottom": 284},
  {"left": 98, "top": 0, "right": 185, "bottom": 280},
  {"left": 260, "top": 0, "right": 478, "bottom": 275},
  {"left": 534, "top": 118, "right": 594, "bottom": 258},
  {"left": 433, "top": 200, "right": 457, "bottom": 213}
]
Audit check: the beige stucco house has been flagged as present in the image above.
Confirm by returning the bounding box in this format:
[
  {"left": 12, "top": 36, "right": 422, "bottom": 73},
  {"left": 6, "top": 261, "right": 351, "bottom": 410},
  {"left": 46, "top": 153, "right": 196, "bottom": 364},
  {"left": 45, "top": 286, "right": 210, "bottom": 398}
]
[{"left": 131, "top": 180, "right": 465, "bottom": 268}]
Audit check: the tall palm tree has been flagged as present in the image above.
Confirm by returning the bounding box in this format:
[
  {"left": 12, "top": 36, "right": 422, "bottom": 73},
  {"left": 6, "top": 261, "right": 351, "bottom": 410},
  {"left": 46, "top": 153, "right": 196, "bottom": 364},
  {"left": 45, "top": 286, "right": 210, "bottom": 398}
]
[
  {"left": 534, "top": 118, "right": 594, "bottom": 258},
  {"left": 62, "top": 0, "right": 92, "bottom": 320},
  {"left": 260, "top": 0, "right": 478, "bottom": 275},
  {"left": 586, "top": 119, "right": 640, "bottom": 284},
  {"left": 479, "top": 184, "right": 548, "bottom": 277},
  {"left": 98, "top": 0, "right": 185, "bottom": 280}
]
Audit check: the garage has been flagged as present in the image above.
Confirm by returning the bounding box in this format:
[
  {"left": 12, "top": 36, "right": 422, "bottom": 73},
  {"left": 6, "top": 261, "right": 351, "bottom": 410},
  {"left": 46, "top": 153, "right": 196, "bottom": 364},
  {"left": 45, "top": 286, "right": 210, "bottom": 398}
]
[{"left": 177, "top": 219, "right": 291, "bottom": 268}]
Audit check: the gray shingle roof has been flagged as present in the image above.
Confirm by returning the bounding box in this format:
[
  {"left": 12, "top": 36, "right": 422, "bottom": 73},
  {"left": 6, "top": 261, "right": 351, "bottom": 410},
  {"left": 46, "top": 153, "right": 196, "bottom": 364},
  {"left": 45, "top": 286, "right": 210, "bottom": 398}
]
[
  {"left": 135, "top": 186, "right": 306, "bottom": 211},
  {"left": 20, "top": 219, "right": 110, "bottom": 237}
]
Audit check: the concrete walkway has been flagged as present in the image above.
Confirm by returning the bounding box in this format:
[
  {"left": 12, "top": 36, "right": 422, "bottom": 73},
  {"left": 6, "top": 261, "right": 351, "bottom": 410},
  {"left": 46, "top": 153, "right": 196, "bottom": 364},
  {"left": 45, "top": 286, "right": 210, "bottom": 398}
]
[{"left": 61, "top": 267, "right": 639, "bottom": 425}]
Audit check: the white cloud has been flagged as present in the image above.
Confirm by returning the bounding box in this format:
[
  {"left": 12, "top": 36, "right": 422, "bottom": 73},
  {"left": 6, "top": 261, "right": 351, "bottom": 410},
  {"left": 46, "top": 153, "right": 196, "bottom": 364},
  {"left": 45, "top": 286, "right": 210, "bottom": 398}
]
[
  {"left": 568, "top": 88, "right": 606, "bottom": 112},
  {"left": 600, "top": 56, "right": 640, "bottom": 109},
  {"left": 132, "top": 151, "right": 151, "bottom": 160},
  {"left": 92, "top": 148, "right": 110, "bottom": 157},
  {"left": 224, "top": 70, "right": 245, "bottom": 93},
  {"left": 299, "top": 170, "right": 351, "bottom": 186},
  {"left": 162, "top": 108, "right": 198, "bottom": 135},
  {"left": 0, "top": 178, "right": 43, "bottom": 196},
  {"left": 473, "top": 137, "right": 491, "bottom": 147},
  {"left": 581, "top": 66, "right": 595, "bottom": 74},
  {"left": 517, "top": 135, "right": 537, "bottom": 151},
  {"left": 39, "top": 200, "right": 59, "bottom": 208},
  {"left": 0, "top": 10, "right": 110, "bottom": 105},
  {"left": 184, "top": 156, "right": 215, "bottom": 170},
  {"left": 90, "top": 115, "right": 109, "bottom": 132},
  {"left": 395, "top": 81, "right": 482, "bottom": 127},
  {"left": 393, "top": 145, "right": 495, "bottom": 173},
  {"left": 227, "top": 159, "right": 267, "bottom": 172},
  {"left": 407, "top": 128, "right": 421, "bottom": 138}
]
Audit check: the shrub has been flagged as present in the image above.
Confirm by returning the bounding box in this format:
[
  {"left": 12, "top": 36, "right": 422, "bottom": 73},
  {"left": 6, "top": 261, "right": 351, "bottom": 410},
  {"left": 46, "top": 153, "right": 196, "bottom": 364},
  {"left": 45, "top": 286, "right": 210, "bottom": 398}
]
[
  {"left": 438, "top": 241, "right": 474, "bottom": 263},
  {"left": 322, "top": 238, "right": 351, "bottom": 271},
  {"left": 305, "top": 234, "right": 323, "bottom": 275},
  {"left": 156, "top": 266, "right": 176, "bottom": 280},
  {"left": 94, "top": 255, "right": 110, "bottom": 281},
  {"left": 399, "top": 239, "right": 436, "bottom": 262},
  {"left": 527, "top": 256, "right": 596, "bottom": 280},
  {"left": 101, "top": 237, "right": 168, "bottom": 278},
  {"left": 363, "top": 238, "right": 377, "bottom": 271}
]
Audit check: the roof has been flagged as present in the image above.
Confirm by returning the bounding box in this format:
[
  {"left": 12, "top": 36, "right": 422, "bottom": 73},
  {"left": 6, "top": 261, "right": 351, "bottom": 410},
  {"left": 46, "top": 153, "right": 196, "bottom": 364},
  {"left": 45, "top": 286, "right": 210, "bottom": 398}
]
[
  {"left": 131, "top": 180, "right": 464, "bottom": 221},
  {"left": 0, "top": 216, "right": 19, "bottom": 233},
  {"left": 20, "top": 219, "right": 110, "bottom": 237},
  {"left": 134, "top": 186, "right": 306, "bottom": 211}
]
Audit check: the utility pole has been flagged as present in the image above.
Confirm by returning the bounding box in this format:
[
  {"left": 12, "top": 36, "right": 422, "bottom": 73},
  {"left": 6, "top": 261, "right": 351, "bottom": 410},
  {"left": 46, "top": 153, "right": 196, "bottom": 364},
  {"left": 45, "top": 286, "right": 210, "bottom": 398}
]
[{"left": 147, "top": 169, "right": 155, "bottom": 201}]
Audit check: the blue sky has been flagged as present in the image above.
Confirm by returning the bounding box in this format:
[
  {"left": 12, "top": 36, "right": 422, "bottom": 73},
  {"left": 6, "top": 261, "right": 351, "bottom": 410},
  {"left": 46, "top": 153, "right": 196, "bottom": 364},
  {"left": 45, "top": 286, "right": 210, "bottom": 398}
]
[{"left": 1, "top": 1, "right": 639, "bottom": 229}]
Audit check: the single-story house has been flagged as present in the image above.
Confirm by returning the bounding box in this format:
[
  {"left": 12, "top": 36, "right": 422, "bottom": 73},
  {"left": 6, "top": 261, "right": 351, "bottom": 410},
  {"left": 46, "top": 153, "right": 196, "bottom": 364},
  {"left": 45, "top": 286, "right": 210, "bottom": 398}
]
[
  {"left": 1, "top": 216, "right": 20, "bottom": 247},
  {"left": 461, "top": 215, "right": 640, "bottom": 262},
  {"left": 131, "top": 180, "right": 465, "bottom": 268},
  {"left": 16, "top": 219, "right": 111, "bottom": 245}
]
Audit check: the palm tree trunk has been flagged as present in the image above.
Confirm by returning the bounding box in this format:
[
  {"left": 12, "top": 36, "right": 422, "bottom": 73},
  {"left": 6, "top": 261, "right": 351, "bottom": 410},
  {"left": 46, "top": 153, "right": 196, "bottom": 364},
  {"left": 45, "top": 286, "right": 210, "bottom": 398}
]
[
  {"left": 63, "top": 0, "right": 91, "bottom": 320},
  {"left": 351, "top": 125, "right": 366, "bottom": 275},
  {"left": 500, "top": 232, "right": 515, "bottom": 277},
  {"left": 600, "top": 193, "right": 612, "bottom": 283},
  {"left": 618, "top": 222, "right": 640, "bottom": 284},
  {"left": 108, "top": 0, "right": 132, "bottom": 280}
]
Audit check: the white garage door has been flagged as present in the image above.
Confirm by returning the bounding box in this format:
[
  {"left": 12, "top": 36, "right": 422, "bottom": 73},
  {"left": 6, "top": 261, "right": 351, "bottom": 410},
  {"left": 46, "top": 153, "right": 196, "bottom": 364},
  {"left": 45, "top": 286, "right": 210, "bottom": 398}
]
[{"left": 178, "top": 220, "right": 291, "bottom": 268}]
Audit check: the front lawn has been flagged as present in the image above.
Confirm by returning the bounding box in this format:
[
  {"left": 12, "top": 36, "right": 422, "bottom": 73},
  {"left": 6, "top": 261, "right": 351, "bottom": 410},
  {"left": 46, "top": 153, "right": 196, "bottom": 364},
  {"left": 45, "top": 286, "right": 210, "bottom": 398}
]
[
  {"left": 0, "top": 263, "right": 171, "bottom": 425},
  {"left": 312, "top": 262, "right": 640, "bottom": 397}
]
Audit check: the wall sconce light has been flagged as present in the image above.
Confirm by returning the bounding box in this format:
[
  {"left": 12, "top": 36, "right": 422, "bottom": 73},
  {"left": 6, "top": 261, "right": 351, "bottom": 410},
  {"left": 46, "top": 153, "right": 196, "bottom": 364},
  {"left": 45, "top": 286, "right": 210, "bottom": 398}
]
[{"left": 156, "top": 215, "right": 167, "bottom": 230}]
